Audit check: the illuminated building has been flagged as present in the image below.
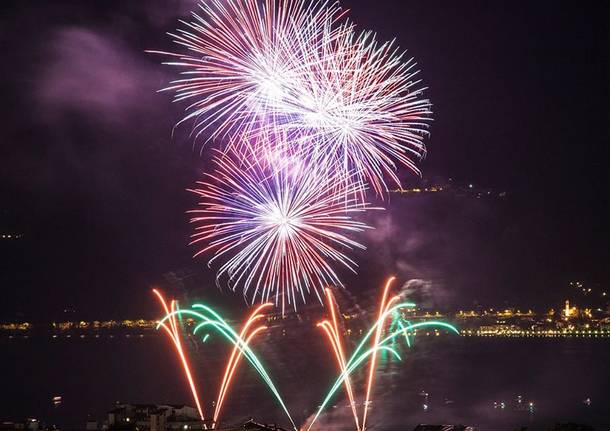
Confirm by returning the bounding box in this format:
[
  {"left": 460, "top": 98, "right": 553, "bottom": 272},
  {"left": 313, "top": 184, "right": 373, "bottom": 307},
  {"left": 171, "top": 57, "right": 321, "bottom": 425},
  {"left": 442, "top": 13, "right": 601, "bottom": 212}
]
[
  {"left": 107, "top": 404, "right": 206, "bottom": 431},
  {"left": 104, "top": 408, "right": 289, "bottom": 431},
  {"left": 563, "top": 300, "right": 577, "bottom": 320},
  {"left": 0, "top": 419, "right": 40, "bottom": 431}
]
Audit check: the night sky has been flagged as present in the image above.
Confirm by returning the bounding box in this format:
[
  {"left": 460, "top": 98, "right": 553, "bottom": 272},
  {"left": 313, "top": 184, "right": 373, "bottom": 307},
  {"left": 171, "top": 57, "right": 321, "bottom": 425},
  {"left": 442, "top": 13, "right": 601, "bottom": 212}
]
[{"left": 1, "top": 0, "right": 608, "bottom": 319}]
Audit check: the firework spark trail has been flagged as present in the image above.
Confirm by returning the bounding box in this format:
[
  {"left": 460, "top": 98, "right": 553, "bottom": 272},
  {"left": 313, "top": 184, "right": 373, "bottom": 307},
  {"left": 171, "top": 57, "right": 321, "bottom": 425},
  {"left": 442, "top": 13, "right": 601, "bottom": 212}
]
[
  {"left": 361, "top": 276, "right": 400, "bottom": 430},
  {"left": 338, "top": 302, "right": 414, "bottom": 380},
  {"left": 307, "top": 277, "right": 455, "bottom": 431},
  {"left": 152, "top": 289, "right": 456, "bottom": 431},
  {"left": 305, "top": 345, "right": 400, "bottom": 431},
  {"left": 311, "top": 278, "right": 400, "bottom": 431},
  {"left": 392, "top": 300, "right": 415, "bottom": 349},
  {"left": 159, "top": 305, "right": 297, "bottom": 430},
  {"left": 213, "top": 303, "right": 272, "bottom": 427},
  {"left": 188, "top": 149, "right": 373, "bottom": 312},
  {"left": 392, "top": 314, "right": 413, "bottom": 348},
  {"left": 317, "top": 288, "right": 360, "bottom": 430},
  {"left": 306, "top": 317, "right": 459, "bottom": 431},
  {"left": 152, "top": 289, "right": 205, "bottom": 421},
  {"left": 190, "top": 305, "right": 297, "bottom": 430}
]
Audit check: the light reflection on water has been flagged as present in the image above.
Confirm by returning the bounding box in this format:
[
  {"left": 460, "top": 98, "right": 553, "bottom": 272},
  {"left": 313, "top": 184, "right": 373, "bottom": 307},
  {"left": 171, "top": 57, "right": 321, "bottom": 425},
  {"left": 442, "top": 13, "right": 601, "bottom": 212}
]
[{"left": 1, "top": 335, "right": 609, "bottom": 431}]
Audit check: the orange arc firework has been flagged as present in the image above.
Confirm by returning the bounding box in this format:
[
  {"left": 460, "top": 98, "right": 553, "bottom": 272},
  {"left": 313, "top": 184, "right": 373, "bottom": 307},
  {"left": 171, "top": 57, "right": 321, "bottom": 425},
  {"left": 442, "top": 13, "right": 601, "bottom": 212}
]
[
  {"left": 152, "top": 289, "right": 205, "bottom": 421},
  {"left": 213, "top": 302, "right": 272, "bottom": 426},
  {"left": 317, "top": 288, "right": 360, "bottom": 430},
  {"left": 361, "top": 276, "right": 399, "bottom": 430}
]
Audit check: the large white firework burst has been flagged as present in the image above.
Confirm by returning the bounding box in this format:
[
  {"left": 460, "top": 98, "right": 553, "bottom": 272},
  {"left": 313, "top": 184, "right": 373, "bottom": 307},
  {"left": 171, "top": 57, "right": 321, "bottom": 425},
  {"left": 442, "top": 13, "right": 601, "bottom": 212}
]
[{"left": 188, "top": 148, "right": 372, "bottom": 311}]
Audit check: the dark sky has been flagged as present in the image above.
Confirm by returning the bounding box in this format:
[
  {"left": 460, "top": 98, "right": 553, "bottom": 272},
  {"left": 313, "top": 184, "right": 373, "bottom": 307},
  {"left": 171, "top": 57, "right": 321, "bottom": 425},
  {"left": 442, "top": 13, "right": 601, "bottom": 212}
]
[{"left": 0, "top": 0, "right": 608, "bottom": 319}]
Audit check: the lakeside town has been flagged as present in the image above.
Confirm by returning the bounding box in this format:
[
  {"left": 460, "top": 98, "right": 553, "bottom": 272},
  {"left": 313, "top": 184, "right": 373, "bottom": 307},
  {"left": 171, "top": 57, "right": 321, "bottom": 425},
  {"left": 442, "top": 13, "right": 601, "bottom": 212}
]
[{"left": 2, "top": 296, "right": 609, "bottom": 340}]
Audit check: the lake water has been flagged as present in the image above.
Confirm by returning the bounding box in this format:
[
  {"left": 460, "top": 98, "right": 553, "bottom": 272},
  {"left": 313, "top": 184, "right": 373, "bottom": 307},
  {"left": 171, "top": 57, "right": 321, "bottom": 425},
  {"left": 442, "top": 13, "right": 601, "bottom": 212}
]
[{"left": 2, "top": 334, "right": 609, "bottom": 431}]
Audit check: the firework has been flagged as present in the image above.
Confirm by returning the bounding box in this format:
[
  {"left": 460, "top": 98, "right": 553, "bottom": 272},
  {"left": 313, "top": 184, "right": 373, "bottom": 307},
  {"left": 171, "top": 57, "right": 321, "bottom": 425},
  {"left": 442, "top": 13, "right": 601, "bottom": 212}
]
[
  {"left": 149, "top": 0, "right": 435, "bottom": 305},
  {"left": 188, "top": 149, "right": 372, "bottom": 311},
  {"left": 153, "top": 0, "right": 431, "bottom": 196},
  {"left": 153, "top": 289, "right": 204, "bottom": 420},
  {"left": 317, "top": 288, "right": 360, "bottom": 430},
  {"left": 154, "top": 291, "right": 282, "bottom": 428},
  {"left": 283, "top": 26, "right": 432, "bottom": 196},
  {"left": 149, "top": 0, "right": 346, "bottom": 148},
  {"left": 152, "top": 283, "right": 459, "bottom": 431},
  {"left": 213, "top": 303, "right": 272, "bottom": 427},
  {"left": 362, "top": 277, "right": 399, "bottom": 431},
  {"left": 307, "top": 319, "right": 459, "bottom": 431},
  {"left": 158, "top": 301, "right": 297, "bottom": 430},
  {"left": 306, "top": 278, "right": 459, "bottom": 431}
]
